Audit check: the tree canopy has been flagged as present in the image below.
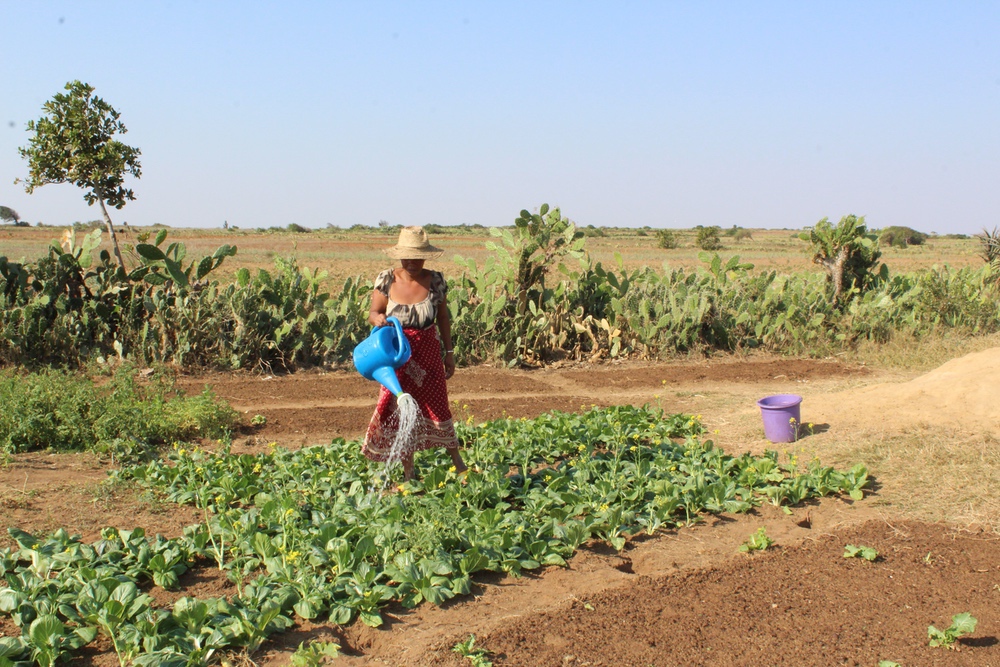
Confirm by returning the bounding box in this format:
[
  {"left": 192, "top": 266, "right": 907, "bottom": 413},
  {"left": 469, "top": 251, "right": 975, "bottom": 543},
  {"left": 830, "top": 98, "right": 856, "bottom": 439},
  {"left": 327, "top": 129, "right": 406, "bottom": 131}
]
[
  {"left": 0, "top": 206, "right": 23, "bottom": 226},
  {"left": 18, "top": 80, "right": 141, "bottom": 268}
]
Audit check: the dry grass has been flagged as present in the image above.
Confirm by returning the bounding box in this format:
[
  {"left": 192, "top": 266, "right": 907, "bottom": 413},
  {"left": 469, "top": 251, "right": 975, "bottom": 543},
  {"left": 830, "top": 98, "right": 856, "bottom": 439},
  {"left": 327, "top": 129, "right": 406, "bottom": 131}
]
[
  {"left": 850, "top": 331, "right": 1000, "bottom": 372},
  {"left": 665, "top": 370, "right": 1000, "bottom": 534},
  {"left": 2, "top": 225, "right": 985, "bottom": 287},
  {"left": 788, "top": 428, "right": 1000, "bottom": 533}
]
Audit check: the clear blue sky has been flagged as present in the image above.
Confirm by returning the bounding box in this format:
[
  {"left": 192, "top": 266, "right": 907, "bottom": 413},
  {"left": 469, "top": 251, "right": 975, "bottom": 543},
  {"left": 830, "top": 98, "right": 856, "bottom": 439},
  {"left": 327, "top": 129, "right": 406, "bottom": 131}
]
[{"left": 3, "top": 2, "right": 999, "bottom": 234}]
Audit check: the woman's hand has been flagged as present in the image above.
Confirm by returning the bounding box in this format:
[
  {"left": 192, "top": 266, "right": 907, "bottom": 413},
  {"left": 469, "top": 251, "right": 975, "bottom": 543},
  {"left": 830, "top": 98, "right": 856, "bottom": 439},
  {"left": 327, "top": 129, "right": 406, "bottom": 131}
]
[
  {"left": 369, "top": 289, "right": 389, "bottom": 327},
  {"left": 443, "top": 351, "right": 455, "bottom": 379}
]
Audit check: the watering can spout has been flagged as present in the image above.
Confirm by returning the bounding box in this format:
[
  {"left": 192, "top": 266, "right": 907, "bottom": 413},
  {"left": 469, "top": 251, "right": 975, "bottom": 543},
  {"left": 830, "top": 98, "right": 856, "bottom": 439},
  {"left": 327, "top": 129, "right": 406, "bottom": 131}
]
[
  {"left": 372, "top": 366, "right": 405, "bottom": 397},
  {"left": 353, "top": 316, "right": 412, "bottom": 395}
]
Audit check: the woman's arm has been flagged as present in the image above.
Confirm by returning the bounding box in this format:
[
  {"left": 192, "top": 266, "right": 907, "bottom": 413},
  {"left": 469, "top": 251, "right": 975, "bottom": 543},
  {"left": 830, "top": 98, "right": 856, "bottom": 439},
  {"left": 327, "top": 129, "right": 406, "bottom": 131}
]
[
  {"left": 369, "top": 289, "right": 389, "bottom": 327},
  {"left": 437, "top": 297, "right": 455, "bottom": 379}
]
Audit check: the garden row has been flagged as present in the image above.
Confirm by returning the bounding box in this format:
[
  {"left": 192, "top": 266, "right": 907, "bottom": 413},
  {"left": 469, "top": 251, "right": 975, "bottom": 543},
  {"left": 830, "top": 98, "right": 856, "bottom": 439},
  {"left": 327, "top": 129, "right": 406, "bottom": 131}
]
[
  {"left": 2, "top": 211, "right": 998, "bottom": 370},
  {"left": 0, "top": 405, "right": 868, "bottom": 665}
]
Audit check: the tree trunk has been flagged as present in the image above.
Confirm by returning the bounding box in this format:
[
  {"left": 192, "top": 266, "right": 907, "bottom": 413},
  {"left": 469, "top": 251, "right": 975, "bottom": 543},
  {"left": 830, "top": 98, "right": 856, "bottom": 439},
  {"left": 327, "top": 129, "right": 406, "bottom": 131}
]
[
  {"left": 813, "top": 246, "right": 850, "bottom": 306},
  {"left": 97, "top": 197, "right": 126, "bottom": 271}
]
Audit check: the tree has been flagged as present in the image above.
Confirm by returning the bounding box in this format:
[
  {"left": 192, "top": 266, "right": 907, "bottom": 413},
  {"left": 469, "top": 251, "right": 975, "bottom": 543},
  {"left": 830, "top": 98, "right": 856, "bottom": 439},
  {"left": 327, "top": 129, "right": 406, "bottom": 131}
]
[
  {"left": 0, "top": 206, "right": 23, "bottom": 226},
  {"left": 879, "top": 225, "right": 928, "bottom": 248},
  {"left": 800, "top": 215, "right": 884, "bottom": 305},
  {"left": 18, "top": 80, "right": 141, "bottom": 270}
]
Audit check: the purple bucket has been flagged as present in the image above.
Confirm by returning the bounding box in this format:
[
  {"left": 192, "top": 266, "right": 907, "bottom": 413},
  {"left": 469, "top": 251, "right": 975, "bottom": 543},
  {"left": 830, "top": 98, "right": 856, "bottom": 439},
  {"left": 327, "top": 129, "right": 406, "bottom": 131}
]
[{"left": 757, "top": 394, "right": 802, "bottom": 443}]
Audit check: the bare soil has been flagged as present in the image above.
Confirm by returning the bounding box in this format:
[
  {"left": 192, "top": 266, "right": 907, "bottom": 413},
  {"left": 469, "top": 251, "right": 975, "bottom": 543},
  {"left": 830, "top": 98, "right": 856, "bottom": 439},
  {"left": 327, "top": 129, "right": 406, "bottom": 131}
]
[{"left": 2, "top": 353, "right": 999, "bottom": 666}]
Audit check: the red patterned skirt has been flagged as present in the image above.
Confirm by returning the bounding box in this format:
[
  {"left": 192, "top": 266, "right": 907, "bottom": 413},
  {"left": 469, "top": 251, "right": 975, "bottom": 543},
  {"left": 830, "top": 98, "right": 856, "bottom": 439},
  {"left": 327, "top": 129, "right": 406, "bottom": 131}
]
[{"left": 361, "top": 326, "right": 459, "bottom": 462}]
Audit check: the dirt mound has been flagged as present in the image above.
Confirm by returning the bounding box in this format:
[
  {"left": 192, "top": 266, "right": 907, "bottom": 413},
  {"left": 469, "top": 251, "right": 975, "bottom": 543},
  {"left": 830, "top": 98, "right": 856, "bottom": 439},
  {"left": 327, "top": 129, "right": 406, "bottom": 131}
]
[{"left": 811, "top": 347, "right": 1000, "bottom": 436}]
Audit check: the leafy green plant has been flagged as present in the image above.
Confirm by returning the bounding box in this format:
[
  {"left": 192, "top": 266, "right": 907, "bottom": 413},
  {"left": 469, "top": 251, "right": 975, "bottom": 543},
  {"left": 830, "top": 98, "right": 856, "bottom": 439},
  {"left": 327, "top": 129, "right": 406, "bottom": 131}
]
[
  {"left": 0, "top": 405, "right": 870, "bottom": 665},
  {"left": 843, "top": 544, "right": 879, "bottom": 561},
  {"left": 453, "top": 634, "right": 493, "bottom": 666},
  {"left": 878, "top": 661, "right": 901, "bottom": 667},
  {"left": 290, "top": 640, "right": 342, "bottom": 666},
  {"left": 0, "top": 366, "right": 237, "bottom": 457},
  {"left": 979, "top": 226, "right": 1000, "bottom": 280},
  {"left": 27, "top": 614, "right": 98, "bottom": 667},
  {"left": 739, "top": 527, "right": 773, "bottom": 553},
  {"left": 928, "top": 612, "right": 977, "bottom": 649}
]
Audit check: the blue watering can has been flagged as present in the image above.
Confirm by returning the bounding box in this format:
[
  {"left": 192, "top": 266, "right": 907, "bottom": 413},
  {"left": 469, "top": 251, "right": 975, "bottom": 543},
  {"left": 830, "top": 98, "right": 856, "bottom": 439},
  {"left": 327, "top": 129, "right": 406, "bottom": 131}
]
[{"left": 353, "top": 316, "right": 411, "bottom": 397}]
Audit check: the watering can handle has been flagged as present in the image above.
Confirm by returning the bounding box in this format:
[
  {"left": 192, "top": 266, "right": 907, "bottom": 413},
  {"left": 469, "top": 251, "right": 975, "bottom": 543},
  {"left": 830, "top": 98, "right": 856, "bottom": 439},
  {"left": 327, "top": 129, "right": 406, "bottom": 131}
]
[{"left": 386, "top": 316, "right": 407, "bottom": 364}]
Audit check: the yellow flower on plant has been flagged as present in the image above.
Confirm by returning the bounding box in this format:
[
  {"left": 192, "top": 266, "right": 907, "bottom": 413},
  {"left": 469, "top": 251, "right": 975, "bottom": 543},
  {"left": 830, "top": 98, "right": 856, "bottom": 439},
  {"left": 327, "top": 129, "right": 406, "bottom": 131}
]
[
  {"left": 253, "top": 463, "right": 262, "bottom": 474},
  {"left": 286, "top": 551, "right": 300, "bottom": 563},
  {"left": 448, "top": 466, "right": 457, "bottom": 473},
  {"left": 438, "top": 481, "right": 445, "bottom": 489}
]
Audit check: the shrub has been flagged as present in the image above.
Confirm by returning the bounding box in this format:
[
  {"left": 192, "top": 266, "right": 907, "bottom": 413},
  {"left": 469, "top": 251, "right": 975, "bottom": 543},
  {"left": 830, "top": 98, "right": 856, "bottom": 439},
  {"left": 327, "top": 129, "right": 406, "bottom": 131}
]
[
  {"left": 801, "top": 215, "right": 883, "bottom": 305},
  {"left": 286, "top": 223, "right": 311, "bottom": 233},
  {"left": 696, "top": 226, "right": 723, "bottom": 251},
  {"left": 656, "top": 229, "right": 678, "bottom": 249},
  {"left": 0, "top": 366, "right": 238, "bottom": 458}
]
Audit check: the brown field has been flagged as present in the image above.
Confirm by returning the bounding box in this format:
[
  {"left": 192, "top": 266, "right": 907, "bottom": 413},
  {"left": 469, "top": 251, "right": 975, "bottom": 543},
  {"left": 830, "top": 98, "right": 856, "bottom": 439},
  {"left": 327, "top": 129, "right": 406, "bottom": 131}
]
[
  {"left": 3, "top": 337, "right": 1000, "bottom": 665},
  {"left": 0, "top": 224, "right": 985, "bottom": 289}
]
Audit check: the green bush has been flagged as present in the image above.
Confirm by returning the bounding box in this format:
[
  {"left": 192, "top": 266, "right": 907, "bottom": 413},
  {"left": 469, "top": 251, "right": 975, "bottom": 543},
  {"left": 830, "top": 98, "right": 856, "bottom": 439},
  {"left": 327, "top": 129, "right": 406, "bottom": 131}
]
[
  {"left": 656, "top": 229, "right": 678, "bottom": 249},
  {"left": 0, "top": 367, "right": 238, "bottom": 457},
  {"left": 879, "top": 226, "right": 927, "bottom": 248},
  {"left": 696, "top": 226, "right": 723, "bottom": 251}
]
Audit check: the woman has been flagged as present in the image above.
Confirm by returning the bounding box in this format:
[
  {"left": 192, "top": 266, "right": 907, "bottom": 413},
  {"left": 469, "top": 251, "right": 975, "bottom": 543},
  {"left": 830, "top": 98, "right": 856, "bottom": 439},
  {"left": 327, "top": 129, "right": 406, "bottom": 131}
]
[{"left": 362, "top": 226, "right": 467, "bottom": 480}]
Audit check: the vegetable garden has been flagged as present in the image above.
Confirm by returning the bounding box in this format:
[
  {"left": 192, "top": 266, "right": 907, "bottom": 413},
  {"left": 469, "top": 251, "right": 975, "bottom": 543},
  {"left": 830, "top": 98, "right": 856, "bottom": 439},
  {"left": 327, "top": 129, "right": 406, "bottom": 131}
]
[{"left": 0, "top": 405, "right": 871, "bottom": 664}]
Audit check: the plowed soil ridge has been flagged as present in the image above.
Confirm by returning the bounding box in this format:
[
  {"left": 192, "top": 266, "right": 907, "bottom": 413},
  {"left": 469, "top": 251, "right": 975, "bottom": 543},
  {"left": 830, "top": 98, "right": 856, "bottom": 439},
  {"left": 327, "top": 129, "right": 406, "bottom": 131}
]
[{"left": 478, "top": 520, "right": 1000, "bottom": 667}]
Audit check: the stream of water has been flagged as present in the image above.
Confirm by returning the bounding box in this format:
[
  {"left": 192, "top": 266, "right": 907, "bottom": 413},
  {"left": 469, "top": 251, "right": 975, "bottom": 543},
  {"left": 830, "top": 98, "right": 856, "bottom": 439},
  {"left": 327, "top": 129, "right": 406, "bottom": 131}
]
[{"left": 372, "top": 392, "right": 420, "bottom": 494}]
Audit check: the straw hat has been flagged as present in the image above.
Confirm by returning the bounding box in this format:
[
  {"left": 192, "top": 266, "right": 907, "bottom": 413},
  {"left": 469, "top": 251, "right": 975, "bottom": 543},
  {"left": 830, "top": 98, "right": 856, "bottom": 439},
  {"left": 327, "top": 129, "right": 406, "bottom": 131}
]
[{"left": 383, "top": 226, "right": 444, "bottom": 260}]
